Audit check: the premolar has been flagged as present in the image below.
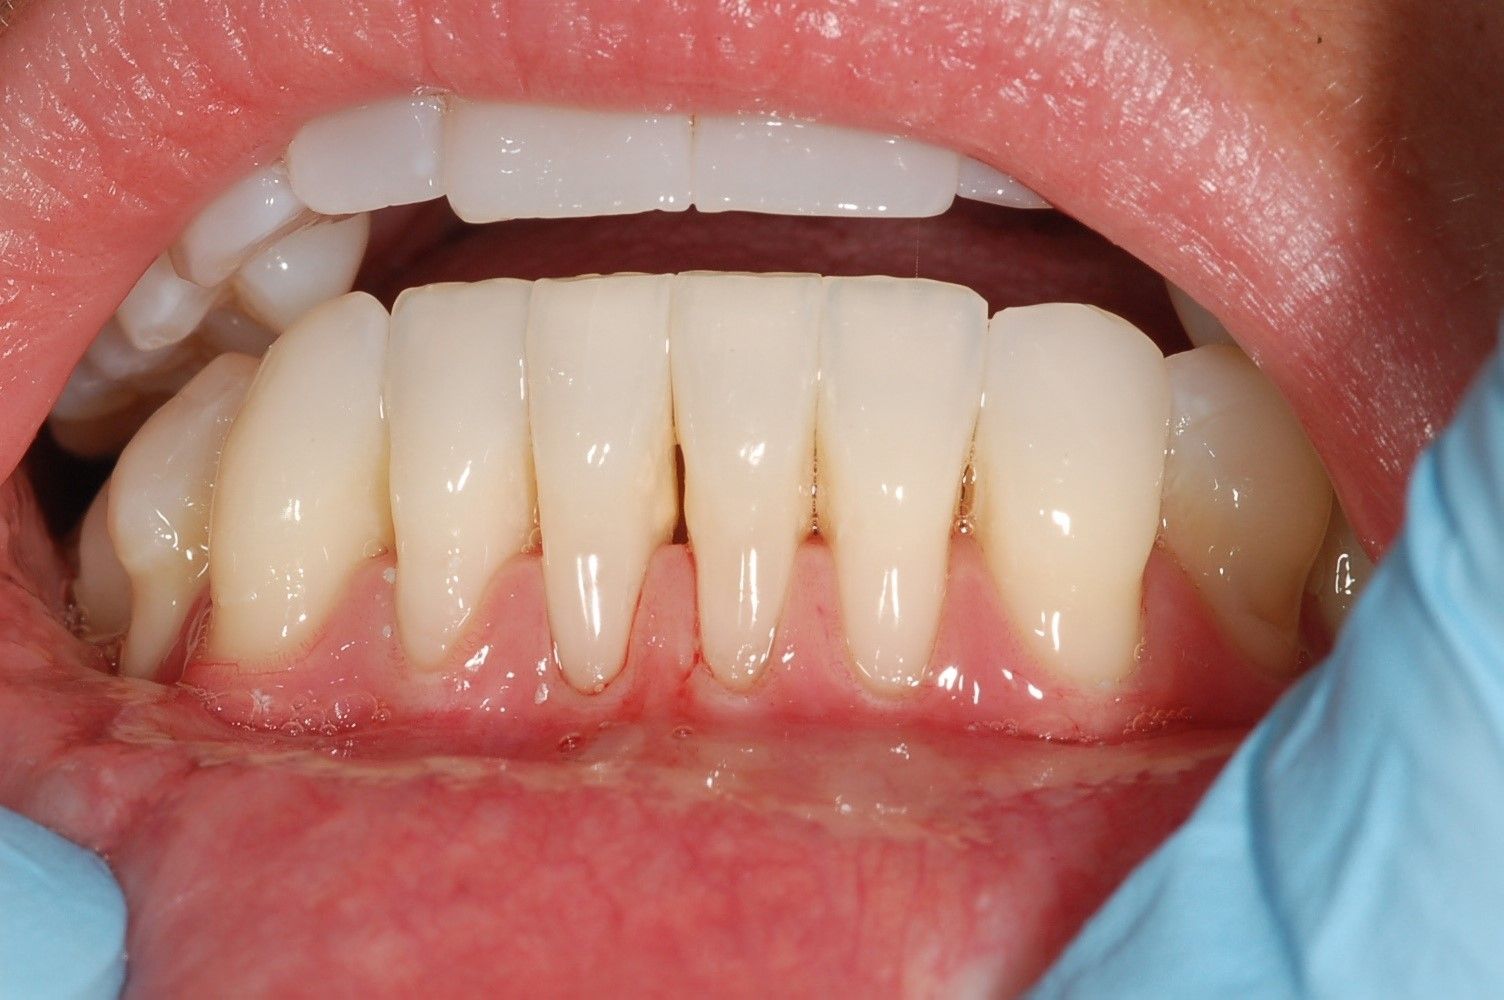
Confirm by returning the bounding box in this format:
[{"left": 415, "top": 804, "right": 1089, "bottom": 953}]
[
  {"left": 72, "top": 484, "right": 132, "bottom": 642},
  {"left": 233, "top": 214, "right": 372, "bottom": 333},
  {"left": 171, "top": 162, "right": 310, "bottom": 288}
]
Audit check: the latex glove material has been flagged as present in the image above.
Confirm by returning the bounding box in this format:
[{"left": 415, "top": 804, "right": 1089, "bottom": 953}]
[
  {"left": 1030, "top": 334, "right": 1504, "bottom": 998},
  {"left": 0, "top": 808, "right": 126, "bottom": 1000}
]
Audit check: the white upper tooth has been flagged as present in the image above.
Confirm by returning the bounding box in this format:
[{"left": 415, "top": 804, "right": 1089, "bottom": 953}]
[
  {"left": 974, "top": 304, "right": 1170, "bottom": 687},
  {"left": 692, "top": 115, "right": 959, "bottom": 218},
  {"left": 116, "top": 254, "right": 219, "bottom": 351},
  {"left": 955, "top": 158, "right": 1051, "bottom": 210},
  {"left": 445, "top": 101, "right": 693, "bottom": 224},
  {"left": 110, "top": 354, "right": 258, "bottom": 678},
  {"left": 1165, "top": 281, "right": 1236, "bottom": 348},
  {"left": 209, "top": 293, "right": 393, "bottom": 663},
  {"left": 73, "top": 483, "right": 133, "bottom": 642},
  {"left": 85, "top": 319, "right": 189, "bottom": 384},
  {"left": 387, "top": 280, "right": 536, "bottom": 670},
  {"left": 526, "top": 274, "right": 677, "bottom": 692},
  {"left": 233, "top": 213, "right": 372, "bottom": 332},
  {"left": 670, "top": 272, "right": 821, "bottom": 688},
  {"left": 1161, "top": 345, "right": 1332, "bottom": 674},
  {"left": 816, "top": 277, "right": 985, "bottom": 692},
  {"left": 172, "top": 163, "right": 311, "bottom": 288},
  {"left": 52, "top": 358, "right": 134, "bottom": 421},
  {"left": 197, "top": 307, "right": 279, "bottom": 358},
  {"left": 287, "top": 96, "right": 446, "bottom": 214}
]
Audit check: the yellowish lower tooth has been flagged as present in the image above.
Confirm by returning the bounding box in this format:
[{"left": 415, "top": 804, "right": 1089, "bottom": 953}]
[
  {"left": 1304, "top": 505, "right": 1372, "bottom": 643},
  {"left": 73, "top": 483, "right": 132, "bottom": 643}
]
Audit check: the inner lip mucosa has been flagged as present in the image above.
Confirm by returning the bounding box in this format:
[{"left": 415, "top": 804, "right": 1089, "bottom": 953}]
[{"left": 3, "top": 98, "right": 1376, "bottom": 996}]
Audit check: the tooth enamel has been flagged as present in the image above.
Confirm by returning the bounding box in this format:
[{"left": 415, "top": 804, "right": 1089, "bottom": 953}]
[
  {"left": 73, "top": 483, "right": 132, "bottom": 642},
  {"left": 1165, "top": 281, "right": 1236, "bottom": 348},
  {"left": 1304, "top": 505, "right": 1372, "bottom": 639},
  {"left": 85, "top": 320, "right": 189, "bottom": 384},
  {"left": 172, "top": 163, "right": 311, "bottom": 287},
  {"left": 670, "top": 273, "right": 821, "bottom": 687},
  {"left": 955, "top": 158, "right": 1051, "bottom": 210},
  {"left": 386, "top": 280, "right": 536, "bottom": 670},
  {"left": 692, "top": 115, "right": 959, "bottom": 218},
  {"left": 445, "top": 102, "right": 693, "bottom": 224},
  {"left": 526, "top": 275, "right": 677, "bottom": 691},
  {"left": 973, "top": 304, "right": 1170, "bottom": 686},
  {"left": 233, "top": 214, "right": 372, "bottom": 332},
  {"left": 198, "top": 307, "right": 279, "bottom": 358},
  {"left": 110, "top": 354, "right": 258, "bottom": 677},
  {"left": 115, "top": 254, "right": 220, "bottom": 351},
  {"left": 1160, "top": 344, "right": 1332, "bottom": 675},
  {"left": 816, "top": 277, "right": 985, "bottom": 691},
  {"left": 52, "top": 358, "right": 135, "bottom": 421},
  {"left": 209, "top": 293, "right": 392, "bottom": 663},
  {"left": 49, "top": 398, "right": 162, "bottom": 459},
  {"left": 287, "top": 96, "right": 446, "bottom": 214}
]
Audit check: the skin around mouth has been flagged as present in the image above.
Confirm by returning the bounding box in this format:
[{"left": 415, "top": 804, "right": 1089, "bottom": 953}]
[{"left": 1, "top": 0, "right": 1501, "bottom": 995}]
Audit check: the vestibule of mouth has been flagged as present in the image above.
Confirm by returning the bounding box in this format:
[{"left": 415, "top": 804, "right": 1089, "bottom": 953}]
[{"left": 46, "top": 95, "right": 1372, "bottom": 746}]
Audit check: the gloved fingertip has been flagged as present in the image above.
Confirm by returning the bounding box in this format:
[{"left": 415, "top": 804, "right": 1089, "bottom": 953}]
[{"left": 0, "top": 808, "right": 126, "bottom": 1000}]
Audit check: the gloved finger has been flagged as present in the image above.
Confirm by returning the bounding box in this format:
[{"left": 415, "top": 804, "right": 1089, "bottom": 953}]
[
  {"left": 1029, "top": 326, "right": 1504, "bottom": 997},
  {"left": 0, "top": 807, "right": 127, "bottom": 1000}
]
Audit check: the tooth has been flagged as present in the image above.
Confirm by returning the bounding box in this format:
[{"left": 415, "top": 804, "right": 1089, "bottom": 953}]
[
  {"left": 526, "top": 275, "right": 676, "bottom": 691},
  {"left": 445, "top": 102, "right": 692, "bottom": 224},
  {"left": 1304, "top": 505, "right": 1372, "bottom": 639},
  {"left": 692, "top": 115, "right": 958, "bottom": 217},
  {"left": 110, "top": 354, "right": 258, "bottom": 677},
  {"left": 816, "top": 277, "right": 985, "bottom": 691},
  {"left": 287, "top": 96, "right": 445, "bottom": 214},
  {"left": 973, "top": 304, "right": 1170, "bottom": 687},
  {"left": 198, "top": 306, "right": 279, "bottom": 358},
  {"left": 52, "top": 358, "right": 134, "bottom": 420},
  {"left": 85, "top": 320, "right": 189, "bottom": 384},
  {"left": 209, "top": 293, "right": 392, "bottom": 663},
  {"left": 386, "top": 280, "right": 536, "bottom": 670},
  {"left": 116, "top": 254, "right": 219, "bottom": 350},
  {"left": 670, "top": 273, "right": 821, "bottom": 687},
  {"left": 172, "top": 163, "right": 311, "bottom": 287},
  {"left": 49, "top": 397, "right": 161, "bottom": 458},
  {"left": 233, "top": 214, "right": 371, "bottom": 332},
  {"left": 1160, "top": 344, "right": 1333, "bottom": 675},
  {"left": 1165, "top": 281, "right": 1235, "bottom": 348},
  {"left": 73, "top": 483, "right": 132, "bottom": 642},
  {"left": 955, "top": 158, "right": 1051, "bottom": 209}
]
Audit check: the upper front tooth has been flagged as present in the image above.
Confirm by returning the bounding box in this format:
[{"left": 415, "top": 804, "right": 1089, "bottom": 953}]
[
  {"left": 73, "top": 483, "right": 132, "bottom": 642},
  {"left": 1160, "top": 344, "right": 1332, "bottom": 675},
  {"left": 208, "top": 292, "right": 392, "bottom": 663},
  {"left": 1165, "top": 281, "right": 1236, "bottom": 348},
  {"left": 115, "top": 254, "right": 219, "bottom": 351},
  {"left": 172, "top": 163, "right": 310, "bottom": 287},
  {"left": 386, "top": 279, "right": 536, "bottom": 670},
  {"left": 816, "top": 277, "right": 985, "bottom": 692},
  {"left": 526, "top": 275, "right": 677, "bottom": 692},
  {"left": 670, "top": 273, "right": 821, "bottom": 688},
  {"left": 955, "top": 158, "right": 1051, "bottom": 210},
  {"left": 973, "top": 304, "right": 1170, "bottom": 687},
  {"left": 445, "top": 102, "right": 693, "bottom": 224},
  {"left": 287, "top": 96, "right": 446, "bottom": 214},
  {"left": 233, "top": 214, "right": 372, "bottom": 332},
  {"left": 692, "top": 115, "right": 959, "bottom": 218},
  {"left": 110, "top": 354, "right": 258, "bottom": 678}
]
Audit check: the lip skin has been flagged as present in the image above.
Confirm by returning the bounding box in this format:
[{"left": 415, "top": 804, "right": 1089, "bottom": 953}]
[{"left": 0, "top": 0, "right": 1500, "bottom": 995}]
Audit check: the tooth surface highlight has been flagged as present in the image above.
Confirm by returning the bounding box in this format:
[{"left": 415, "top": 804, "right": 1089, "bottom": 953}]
[
  {"left": 110, "top": 354, "right": 258, "bottom": 678},
  {"left": 85, "top": 319, "right": 188, "bottom": 385},
  {"left": 956, "top": 158, "right": 1051, "bottom": 210},
  {"left": 234, "top": 214, "right": 371, "bottom": 332},
  {"left": 116, "top": 254, "right": 219, "bottom": 351},
  {"left": 671, "top": 273, "right": 821, "bottom": 687},
  {"left": 387, "top": 280, "right": 536, "bottom": 670},
  {"left": 816, "top": 277, "right": 985, "bottom": 691},
  {"left": 287, "top": 96, "right": 445, "bottom": 214},
  {"left": 527, "top": 275, "right": 677, "bottom": 691},
  {"left": 1165, "top": 281, "right": 1235, "bottom": 348},
  {"left": 445, "top": 102, "right": 692, "bottom": 224},
  {"left": 693, "top": 115, "right": 959, "bottom": 218},
  {"left": 1161, "top": 345, "right": 1332, "bottom": 674},
  {"left": 173, "top": 163, "right": 310, "bottom": 287},
  {"left": 1305, "top": 505, "right": 1372, "bottom": 641},
  {"left": 209, "top": 293, "right": 392, "bottom": 663},
  {"left": 73, "top": 483, "right": 132, "bottom": 642},
  {"left": 974, "top": 304, "right": 1170, "bottom": 687}
]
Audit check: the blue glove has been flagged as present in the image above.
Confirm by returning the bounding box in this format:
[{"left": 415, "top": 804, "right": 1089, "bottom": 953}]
[
  {"left": 0, "top": 808, "right": 126, "bottom": 1000},
  {"left": 1030, "top": 329, "right": 1504, "bottom": 998}
]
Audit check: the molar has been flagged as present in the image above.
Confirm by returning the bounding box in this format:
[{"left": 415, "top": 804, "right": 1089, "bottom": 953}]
[{"left": 286, "top": 95, "right": 446, "bottom": 214}]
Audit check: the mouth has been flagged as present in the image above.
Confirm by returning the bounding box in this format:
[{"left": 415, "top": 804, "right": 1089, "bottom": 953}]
[{"left": 1, "top": 0, "right": 1499, "bottom": 995}]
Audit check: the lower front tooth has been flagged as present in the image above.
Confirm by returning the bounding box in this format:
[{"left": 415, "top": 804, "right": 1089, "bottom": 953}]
[
  {"left": 387, "top": 280, "right": 536, "bottom": 671},
  {"left": 527, "top": 275, "right": 677, "bottom": 692},
  {"left": 670, "top": 273, "right": 821, "bottom": 688},
  {"left": 208, "top": 293, "right": 393, "bottom": 663},
  {"left": 1160, "top": 344, "right": 1332, "bottom": 675},
  {"left": 73, "top": 483, "right": 132, "bottom": 642},
  {"left": 233, "top": 214, "right": 371, "bottom": 332},
  {"left": 110, "top": 354, "right": 257, "bottom": 677},
  {"left": 973, "top": 304, "right": 1170, "bottom": 687},
  {"left": 817, "top": 277, "right": 986, "bottom": 692}
]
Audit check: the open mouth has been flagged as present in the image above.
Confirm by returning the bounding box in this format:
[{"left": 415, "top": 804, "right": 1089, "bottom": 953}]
[{"left": 2, "top": 1, "right": 1500, "bottom": 995}]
